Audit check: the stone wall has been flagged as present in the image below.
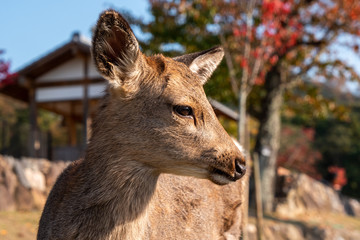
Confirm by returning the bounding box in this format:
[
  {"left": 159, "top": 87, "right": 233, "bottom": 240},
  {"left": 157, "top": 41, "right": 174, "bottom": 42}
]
[
  {"left": 275, "top": 167, "right": 360, "bottom": 218},
  {"left": 0, "top": 155, "right": 69, "bottom": 211},
  {"left": 246, "top": 220, "right": 360, "bottom": 240}
]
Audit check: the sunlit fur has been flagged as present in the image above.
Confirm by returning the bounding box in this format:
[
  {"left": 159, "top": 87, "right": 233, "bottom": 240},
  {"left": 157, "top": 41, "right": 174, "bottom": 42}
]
[{"left": 37, "top": 10, "right": 246, "bottom": 240}]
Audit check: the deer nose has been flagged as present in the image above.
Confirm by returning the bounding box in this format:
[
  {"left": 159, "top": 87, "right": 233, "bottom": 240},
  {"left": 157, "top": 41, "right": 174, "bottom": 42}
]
[{"left": 234, "top": 159, "right": 246, "bottom": 180}]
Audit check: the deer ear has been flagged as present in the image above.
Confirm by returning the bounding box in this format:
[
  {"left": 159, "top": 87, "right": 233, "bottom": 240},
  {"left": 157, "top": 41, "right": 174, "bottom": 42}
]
[
  {"left": 173, "top": 46, "right": 224, "bottom": 85},
  {"left": 92, "top": 10, "right": 142, "bottom": 91}
]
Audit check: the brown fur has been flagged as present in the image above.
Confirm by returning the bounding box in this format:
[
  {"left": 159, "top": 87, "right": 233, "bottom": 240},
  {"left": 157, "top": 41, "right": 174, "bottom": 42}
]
[{"left": 37, "top": 10, "right": 247, "bottom": 240}]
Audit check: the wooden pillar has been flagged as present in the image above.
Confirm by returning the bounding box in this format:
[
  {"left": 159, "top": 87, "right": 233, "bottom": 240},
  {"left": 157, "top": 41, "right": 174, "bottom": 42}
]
[
  {"left": 29, "top": 85, "right": 39, "bottom": 158},
  {"left": 46, "top": 131, "right": 52, "bottom": 160},
  {"left": 82, "top": 56, "right": 89, "bottom": 149},
  {"left": 253, "top": 152, "right": 264, "bottom": 240},
  {"left": 1, "top": 120, "right": 7, "bottom": 154}
]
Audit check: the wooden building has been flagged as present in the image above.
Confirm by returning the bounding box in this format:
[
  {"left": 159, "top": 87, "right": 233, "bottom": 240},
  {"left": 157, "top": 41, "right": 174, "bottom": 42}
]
[{"left": 0, "top": 33, "right": 238, "bottom": 161}]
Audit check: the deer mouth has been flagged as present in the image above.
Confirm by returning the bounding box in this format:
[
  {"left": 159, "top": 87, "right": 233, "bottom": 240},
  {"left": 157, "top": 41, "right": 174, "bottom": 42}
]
[
  {"left": 209, "top": 167, "right": 237, "bottom": 185},
  {"left": 209, "top": 161, "right": 246, "bottom": 185}
]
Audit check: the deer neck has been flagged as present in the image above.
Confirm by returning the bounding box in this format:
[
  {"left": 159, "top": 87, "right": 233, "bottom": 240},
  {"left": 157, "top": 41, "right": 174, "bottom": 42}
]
[{"left": 83, "top": 139, "right": 160, "bottom": 238}]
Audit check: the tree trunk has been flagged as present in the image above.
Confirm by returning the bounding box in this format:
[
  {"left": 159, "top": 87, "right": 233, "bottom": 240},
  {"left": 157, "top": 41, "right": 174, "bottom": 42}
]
[
  {"left": 238, "top": 87, "right": 247, "bottom": 146},
  {"left": 255, "top": 66, "right": 284, "bottom": 213}
]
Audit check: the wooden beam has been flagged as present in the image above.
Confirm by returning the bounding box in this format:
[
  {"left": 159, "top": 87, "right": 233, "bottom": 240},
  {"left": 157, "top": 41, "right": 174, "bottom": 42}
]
[
  {"left": 0, "top": 84, "right": 29, "bottom": 103},
  {"left": 35, "top": 78, "right": 104, "bottom": 88}
]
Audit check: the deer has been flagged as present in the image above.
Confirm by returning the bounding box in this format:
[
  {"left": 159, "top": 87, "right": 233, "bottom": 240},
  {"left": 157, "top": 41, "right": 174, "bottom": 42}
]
[{"left": 37, "top": 10, "right": 247, "bottom": 240}]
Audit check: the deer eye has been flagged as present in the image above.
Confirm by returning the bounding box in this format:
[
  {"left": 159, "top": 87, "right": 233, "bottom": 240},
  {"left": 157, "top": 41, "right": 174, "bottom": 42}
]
[{"left": 174, "top": 105, "right": 193, "bottom": 118}]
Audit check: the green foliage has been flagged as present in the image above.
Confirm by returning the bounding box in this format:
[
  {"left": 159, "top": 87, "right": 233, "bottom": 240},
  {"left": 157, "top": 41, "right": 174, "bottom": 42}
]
[
  {"left": 6, "top": 108, "right": 30, "bottom": 158},
  {"left": 37, "top": 109, "right": 67, "bottom": 147},
  {"left": 283, "top": 82, "right": 350, "bottom": 127},
  {"left": 0, "top": 95, "right": 67, "bottom": 157},
  {"left": 140, "top": 1, "right": 220, "bottom": 55},
  {"left": 218, "top": 115, "right": 238, "bottom": 138},
  {"left": 314, "top": 107, "right": 360, "bottom": 198},
  {"left": 0, "top": 96, "right": 28, "bottom": 157}
]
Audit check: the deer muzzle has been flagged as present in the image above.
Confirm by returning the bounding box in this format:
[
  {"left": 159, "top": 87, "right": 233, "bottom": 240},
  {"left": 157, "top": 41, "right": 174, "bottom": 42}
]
[{"left": 209, "top": 157, "right": 246, "bottom": 185}]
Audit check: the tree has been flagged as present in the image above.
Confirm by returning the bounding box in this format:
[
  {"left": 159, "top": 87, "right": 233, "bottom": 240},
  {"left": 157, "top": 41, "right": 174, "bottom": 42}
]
[
  {"left": 0, "top": 50, "right": 17, "bottom": 87},
  {"left": 251, "top": 0, "right": 360, "bottom": 212},
  {"left": 133, "top": 0, "right": 360, "bottom": 212},
  {"left": 216, "top": 0, "right": 360, "bottom": 212}
]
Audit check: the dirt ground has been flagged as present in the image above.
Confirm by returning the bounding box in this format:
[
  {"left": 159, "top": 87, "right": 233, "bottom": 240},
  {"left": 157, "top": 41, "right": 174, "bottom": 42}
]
[
  {"left": 0, "top": 210, "right": 359, "bottom": 240},
  {"left": 0, "top": 211, "right": 41, "bottom": 240}
]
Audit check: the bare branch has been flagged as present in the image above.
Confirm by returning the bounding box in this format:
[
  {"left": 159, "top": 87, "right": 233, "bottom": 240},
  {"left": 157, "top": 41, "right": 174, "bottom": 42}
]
[
  {"left": 239, "top": 0, "right": 255, "bottom": 93},
  {"left": 284, "top": 36, "right": 335, "bottom": 88},
  {"left": 247, "top": 37, "right": 267, "bottom": 94},
  {"left": 219, "top": 31, "right": 239, "bottom": 96}
]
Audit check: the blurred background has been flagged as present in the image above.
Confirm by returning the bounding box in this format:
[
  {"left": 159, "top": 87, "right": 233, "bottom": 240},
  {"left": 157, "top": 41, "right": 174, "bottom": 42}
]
[{"left": 0, "top": 0, "right": 360, "bottom": 239}]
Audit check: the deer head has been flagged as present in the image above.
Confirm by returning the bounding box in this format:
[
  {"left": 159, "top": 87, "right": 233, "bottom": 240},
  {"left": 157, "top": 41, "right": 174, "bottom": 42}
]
[{"left": 91, "top": 10, "right": 246, "bottom": 185}]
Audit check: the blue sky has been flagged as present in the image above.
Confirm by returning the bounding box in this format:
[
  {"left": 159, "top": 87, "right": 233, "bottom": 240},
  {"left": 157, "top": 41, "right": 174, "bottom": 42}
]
[
  {"left": 0, "top": 1, "right": 359, "bottom": 94},
  {"left": 0, "top": 0, "right": 150, "bottom": 72}
]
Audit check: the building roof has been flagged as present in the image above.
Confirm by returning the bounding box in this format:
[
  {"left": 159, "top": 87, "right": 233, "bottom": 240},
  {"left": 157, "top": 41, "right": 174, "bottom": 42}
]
[
  {"left": 19, "top": 33, "right": 91, "bottom": 80},
  {"left": 0, "top": 33, "right": 93, "bottom": 103}
]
